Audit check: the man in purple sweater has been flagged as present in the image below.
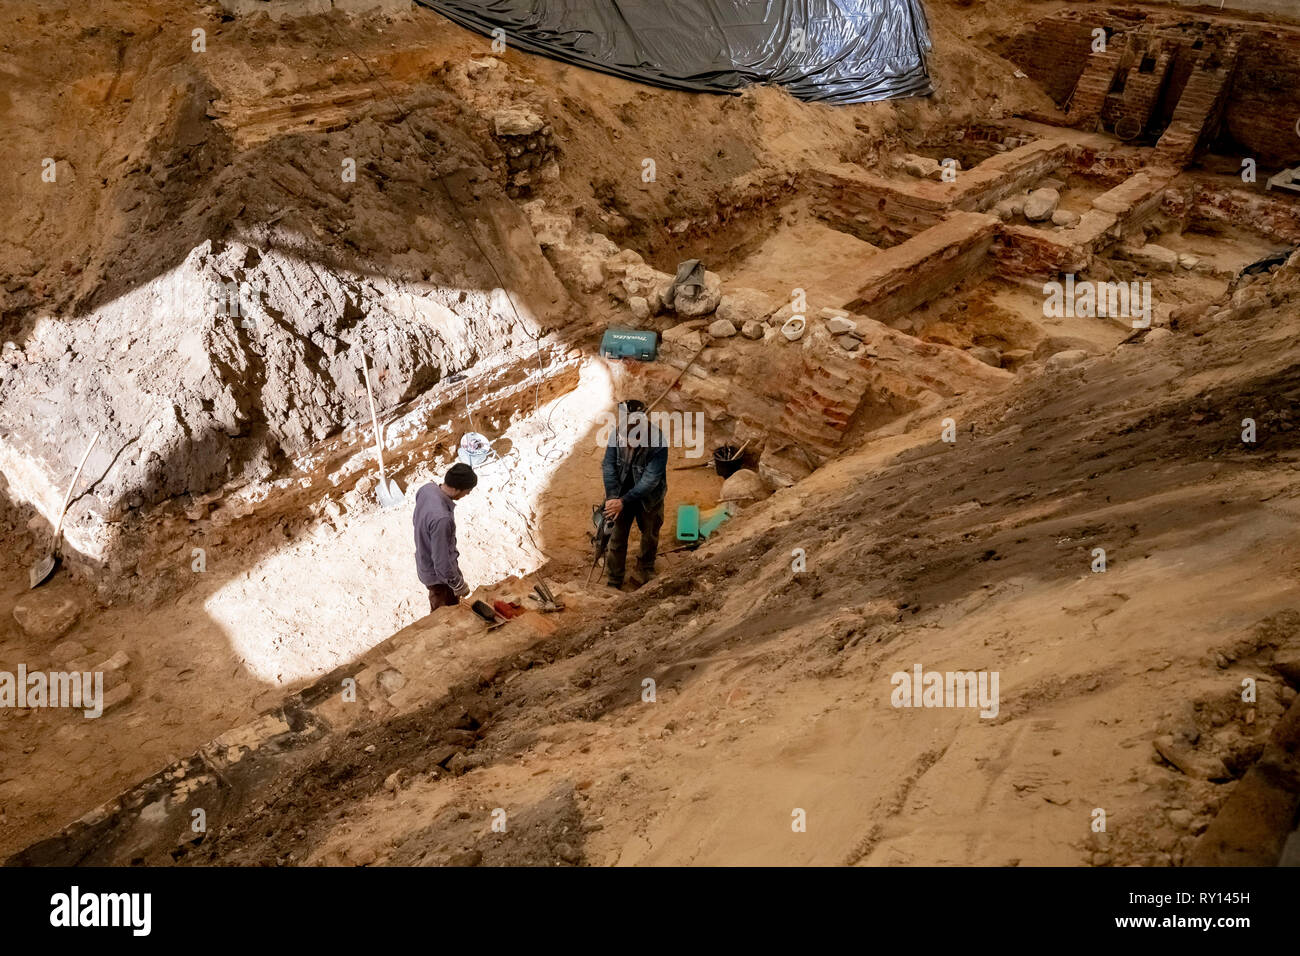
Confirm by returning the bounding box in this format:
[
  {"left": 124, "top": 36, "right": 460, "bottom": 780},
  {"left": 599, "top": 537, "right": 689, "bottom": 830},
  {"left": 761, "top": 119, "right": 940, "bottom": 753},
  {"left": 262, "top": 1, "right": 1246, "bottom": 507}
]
[{"left": 413, "top": 463, "right": 478, "bottom": 612}]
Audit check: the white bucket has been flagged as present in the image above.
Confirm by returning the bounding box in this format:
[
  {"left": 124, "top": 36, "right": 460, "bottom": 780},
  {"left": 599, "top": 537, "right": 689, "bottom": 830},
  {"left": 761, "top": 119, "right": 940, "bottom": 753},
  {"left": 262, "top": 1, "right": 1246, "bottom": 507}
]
[{"left": 458, "top": 432, "right": 493, "bottom": 467}]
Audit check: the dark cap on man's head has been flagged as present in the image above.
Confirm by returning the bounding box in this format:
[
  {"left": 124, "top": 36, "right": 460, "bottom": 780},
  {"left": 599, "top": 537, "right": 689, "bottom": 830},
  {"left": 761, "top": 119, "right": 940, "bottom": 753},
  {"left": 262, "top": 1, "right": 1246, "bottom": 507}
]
[{"left": 445, "top": 462, "right": 478, "bottom": 491}]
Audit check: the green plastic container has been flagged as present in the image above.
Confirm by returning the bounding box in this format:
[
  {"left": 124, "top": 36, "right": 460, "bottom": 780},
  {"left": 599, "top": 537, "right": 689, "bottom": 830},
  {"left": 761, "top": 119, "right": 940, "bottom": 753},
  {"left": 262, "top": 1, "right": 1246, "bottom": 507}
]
[
  {"left": 699, "top": 504, "right": 731, "bottom": 539},
  {"left": 676, "top": 504, "right": 701, "bottom": 542},
  {"left": 600, "top": 328, "right": 659, "bottom": 361}
]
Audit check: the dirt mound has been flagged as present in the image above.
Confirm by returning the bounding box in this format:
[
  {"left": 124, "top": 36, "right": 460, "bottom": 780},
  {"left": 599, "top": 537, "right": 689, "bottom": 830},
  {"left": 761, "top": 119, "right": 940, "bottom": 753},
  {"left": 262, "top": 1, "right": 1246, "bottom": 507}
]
[
  {"left": 0, "top": 0, "right": 1046, "bottom": 556},
  {"left": 20, "top": 0, "right": 1293, "bottom": 870},
  {"left": 134, "top": 257, "right": 1300, "bottom": 867}
]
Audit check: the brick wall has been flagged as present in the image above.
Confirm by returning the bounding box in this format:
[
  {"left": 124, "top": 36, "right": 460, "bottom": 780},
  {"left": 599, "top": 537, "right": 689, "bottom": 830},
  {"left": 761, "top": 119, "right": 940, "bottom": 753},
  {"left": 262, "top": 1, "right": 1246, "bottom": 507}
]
[
  {"left": 809, "top": 167, "right": 950, "bottom": 244},
  {"left": 1172, "top": 180, "right": 1300, "bottom": 245},
  {"left": 1005, "top": 19, "right": 1097, "bottom": 108},
  {"left": 1221, "top": 32, "right": 1300, "bottom": 167},
  {"left": 809, "top": 142, "right": 1070, "bottom": 250},
  {"left": 1009, "top": 11, "right": 1300, "bottom": 167},
  {"left": 1102, "top": 48, "right": 1174, "bottom": 136},
  {"left": 843, "top": 212, "right": 1000, "bottom": 319},
  {"left": 1151, "top": 44, "right": 1198, "bottom": 134}
]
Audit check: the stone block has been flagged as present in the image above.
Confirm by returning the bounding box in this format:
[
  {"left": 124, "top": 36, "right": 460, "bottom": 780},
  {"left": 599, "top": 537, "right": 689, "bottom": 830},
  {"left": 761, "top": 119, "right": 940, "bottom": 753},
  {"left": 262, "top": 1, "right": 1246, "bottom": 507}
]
[
  {"left": 1024, "top": 188, "right": 1061, "bottom": 222},
  {"left": 13, "top": 593, "right": 81, "bottom": 642}
]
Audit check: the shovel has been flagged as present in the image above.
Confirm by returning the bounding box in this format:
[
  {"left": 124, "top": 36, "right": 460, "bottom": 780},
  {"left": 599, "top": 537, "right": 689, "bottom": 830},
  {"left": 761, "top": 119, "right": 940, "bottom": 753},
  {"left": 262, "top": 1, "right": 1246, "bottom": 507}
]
[
  {"left": 358, "top": 349, "right": 404, "bottom": 508},
  {"left": 29, "top": 432, "right": 100, "bottom": 589}
]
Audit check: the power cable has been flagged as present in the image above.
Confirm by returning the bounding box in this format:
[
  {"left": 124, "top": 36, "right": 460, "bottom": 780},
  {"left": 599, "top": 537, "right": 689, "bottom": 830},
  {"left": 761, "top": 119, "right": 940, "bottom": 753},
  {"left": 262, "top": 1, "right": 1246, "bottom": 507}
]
[{"left": 462, "top": 375, "right": 478, "bottom": 434}]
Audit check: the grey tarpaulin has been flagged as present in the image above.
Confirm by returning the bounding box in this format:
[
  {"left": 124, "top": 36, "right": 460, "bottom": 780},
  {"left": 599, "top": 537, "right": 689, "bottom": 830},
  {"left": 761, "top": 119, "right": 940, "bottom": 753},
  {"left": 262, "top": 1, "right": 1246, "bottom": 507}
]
[{"left": 414, "top": 0, "right": 933, "bottom": 104}]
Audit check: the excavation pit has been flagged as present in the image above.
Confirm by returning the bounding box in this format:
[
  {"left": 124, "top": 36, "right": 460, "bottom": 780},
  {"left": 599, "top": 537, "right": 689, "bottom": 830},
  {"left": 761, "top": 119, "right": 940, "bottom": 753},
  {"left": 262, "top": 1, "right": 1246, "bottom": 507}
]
[{"left": 5, "top": 0, "right": 1300, "bottom": 873}]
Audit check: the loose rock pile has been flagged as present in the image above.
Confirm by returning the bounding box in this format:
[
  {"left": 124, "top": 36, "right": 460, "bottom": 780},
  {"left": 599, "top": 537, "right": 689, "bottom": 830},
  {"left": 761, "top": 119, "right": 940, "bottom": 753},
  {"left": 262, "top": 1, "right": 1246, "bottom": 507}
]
[{"left": 492, "top": 108, "right": 560, "bottom": 198}]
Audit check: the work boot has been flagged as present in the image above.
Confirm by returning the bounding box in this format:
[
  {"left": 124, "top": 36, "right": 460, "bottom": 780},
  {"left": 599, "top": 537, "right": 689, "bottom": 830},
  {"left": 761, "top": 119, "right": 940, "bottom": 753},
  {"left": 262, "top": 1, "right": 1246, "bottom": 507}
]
[
  {"left": 629, "top": 567, "right": 654, "bottom": 589},
  {"left": 606, "top": 578, "right": 624, "bottom": 591}
]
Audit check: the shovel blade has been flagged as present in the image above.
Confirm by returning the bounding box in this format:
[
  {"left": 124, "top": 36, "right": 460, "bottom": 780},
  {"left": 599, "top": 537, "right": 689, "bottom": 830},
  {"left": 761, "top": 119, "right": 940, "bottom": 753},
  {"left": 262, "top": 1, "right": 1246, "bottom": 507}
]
[
  {"left": 28, "top": 554, "right": 56, "bottom": 589},
  {"left": 376, "top": 478, "right": 405, "bottom": 509}
]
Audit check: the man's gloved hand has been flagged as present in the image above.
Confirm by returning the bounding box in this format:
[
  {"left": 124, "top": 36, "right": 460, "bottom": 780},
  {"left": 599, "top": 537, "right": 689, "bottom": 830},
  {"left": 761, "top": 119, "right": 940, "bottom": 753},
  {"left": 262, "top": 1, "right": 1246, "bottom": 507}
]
[{"left": 453, "top": 580, "right": 471, "bottom": 598}]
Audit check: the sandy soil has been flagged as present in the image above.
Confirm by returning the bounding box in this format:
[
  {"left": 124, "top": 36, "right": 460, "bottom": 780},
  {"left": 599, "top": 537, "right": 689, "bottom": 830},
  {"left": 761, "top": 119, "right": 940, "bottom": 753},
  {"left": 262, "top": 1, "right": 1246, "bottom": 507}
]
[
  {"left": 2, "top": 0, "right": 1299, "bottom": 867},
  {"left": 0, "top": 0, "right": 1060, "bottom": 856},
  {"left": 172, "top": 255, "right": 1300, "bottom": 867},
  {"left": 0, "top": 355, "right": 729, "bottom": 856}
]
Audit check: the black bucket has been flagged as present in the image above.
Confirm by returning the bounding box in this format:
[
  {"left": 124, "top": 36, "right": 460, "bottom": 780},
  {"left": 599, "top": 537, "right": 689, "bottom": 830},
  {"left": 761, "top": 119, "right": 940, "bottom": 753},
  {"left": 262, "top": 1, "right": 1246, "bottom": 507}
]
[{"left": 713, "top": 445, "right": 745, "bottom": 479}]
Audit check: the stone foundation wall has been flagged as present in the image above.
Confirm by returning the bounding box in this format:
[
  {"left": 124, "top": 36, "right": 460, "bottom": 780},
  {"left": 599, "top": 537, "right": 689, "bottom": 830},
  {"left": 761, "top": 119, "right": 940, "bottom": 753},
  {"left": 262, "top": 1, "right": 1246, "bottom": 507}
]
[
  {"left": 843, "top": 212, "right": 1000, "bottom": 319},
  {"left": 810, "top": 140, "right": 1072, "bottom": 246},
  {"left": 1170, "top": 179, "right": 1300, "bottom": 245},
  {"left": 994, "top": 171, "right": 1172, "bottom": 278}
]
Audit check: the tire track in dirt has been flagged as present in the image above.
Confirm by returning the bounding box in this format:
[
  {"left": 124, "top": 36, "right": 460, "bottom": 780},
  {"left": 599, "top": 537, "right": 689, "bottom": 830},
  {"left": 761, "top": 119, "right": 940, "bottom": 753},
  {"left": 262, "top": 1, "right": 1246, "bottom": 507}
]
[{"left": 843, "top": 745, "right": 951, "bottom": 866}]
